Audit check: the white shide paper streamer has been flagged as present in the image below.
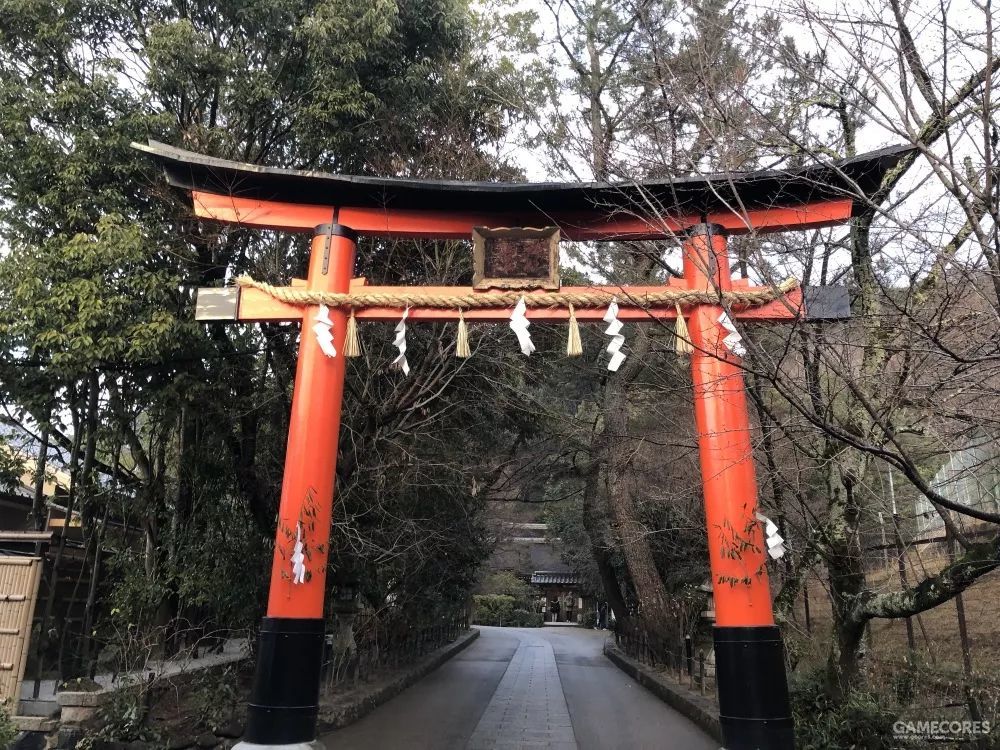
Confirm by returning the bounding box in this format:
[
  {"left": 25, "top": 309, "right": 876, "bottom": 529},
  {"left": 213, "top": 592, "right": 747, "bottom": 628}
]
[
  {"left": 603, "top": 299, "right": 626, "bottom": 372},
  {"left": 755, "top": 512, "right": 785, "bottom": 560},
  {"left": 718, "top": 311, "right": 746, "bottom": 357},
  {"left": 291, "top": 522, "right": 307, "bottom": 584},
  {"left": 509, "top": 297, "right": 535, "bottom": 355},
  {"left": 312, "top": 304, "right": 336, "bottom": 358},
  {"left": 393, "top": 307, "right": 411, "bottom": 376}
]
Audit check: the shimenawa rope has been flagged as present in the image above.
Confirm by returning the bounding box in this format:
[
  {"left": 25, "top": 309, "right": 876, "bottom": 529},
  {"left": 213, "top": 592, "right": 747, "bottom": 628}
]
[{"left": 235, "top": 275, "right": 798, "bottom": 310}]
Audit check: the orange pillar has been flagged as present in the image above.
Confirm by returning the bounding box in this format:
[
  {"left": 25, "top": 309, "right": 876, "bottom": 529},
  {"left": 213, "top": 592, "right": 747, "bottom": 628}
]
[
  {"left": 241, "top": 223, "right": 356, "bottom": 749},
  {"left": 266, "top": 226, "right": 355, "bottom": 618},
  {"left": 684, "top": 225, "right": 773, "bottom": 627},
  {"left": 684, "top": 224, "right": 794, "bottom": 749}
]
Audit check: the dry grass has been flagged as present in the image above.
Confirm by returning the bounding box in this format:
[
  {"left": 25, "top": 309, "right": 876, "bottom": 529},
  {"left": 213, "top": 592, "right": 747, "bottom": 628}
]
[{"left": 782, "top": 545, "right": 1000, "bottom": 718}]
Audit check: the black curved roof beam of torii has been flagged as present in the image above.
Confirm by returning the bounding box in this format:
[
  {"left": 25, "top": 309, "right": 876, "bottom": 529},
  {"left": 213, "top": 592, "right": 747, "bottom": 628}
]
[{"left": 134, "top": 140, "right": 915, "bottom": 240}]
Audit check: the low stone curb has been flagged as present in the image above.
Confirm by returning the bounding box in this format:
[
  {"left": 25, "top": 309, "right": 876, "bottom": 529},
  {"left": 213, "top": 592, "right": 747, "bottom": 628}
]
[
  {"left": 604, "top": 641, "right": 723, "bottom": 744},
  {"left": 318, "top": 627, "right": 480, "bottom": 734},
  {"left": 12, "top": 716, "right": 57, "bottom": 732}
]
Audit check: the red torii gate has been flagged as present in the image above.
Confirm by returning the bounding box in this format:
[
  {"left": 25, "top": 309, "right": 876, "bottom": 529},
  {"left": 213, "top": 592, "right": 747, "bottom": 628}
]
[{"left": 137, "top": 141, "right": 911, "bottom": 750}]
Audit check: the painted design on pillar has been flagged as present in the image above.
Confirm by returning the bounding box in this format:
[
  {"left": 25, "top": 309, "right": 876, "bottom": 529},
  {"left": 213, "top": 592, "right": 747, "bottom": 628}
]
[
  {"left": 508, "top": 296, "right": 535, "bottom": 355},
  {"left": 717, "top": 311, "right": 746, "bottom": 356},
  {"left": 276, "top": 487, "right": 327, "bottom": 584},
  {"left": 313, "top": 304, "right": 336, "bottom": 357},
  {"left": 393, "top": 307, "right": 410, "bottom": 375},
  {"left": 603, "top": 298, "right": 626, "bottom": 371},
  {"left": 714, "top": 516, "right": 768, "bottom": 587},
  {"left": 291, "top": 522, "right": 307, "bottom": 584}
]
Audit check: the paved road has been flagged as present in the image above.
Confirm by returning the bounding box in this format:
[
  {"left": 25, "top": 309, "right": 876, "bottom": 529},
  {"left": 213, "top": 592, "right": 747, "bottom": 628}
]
[{"left": 323, "top": 625, "right": 719, "bottom": 749}]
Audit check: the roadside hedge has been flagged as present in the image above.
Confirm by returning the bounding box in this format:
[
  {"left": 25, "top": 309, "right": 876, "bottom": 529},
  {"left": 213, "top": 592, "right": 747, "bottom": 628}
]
[{"left": 472, "top": 595, "right": 543, "bottom": 627}]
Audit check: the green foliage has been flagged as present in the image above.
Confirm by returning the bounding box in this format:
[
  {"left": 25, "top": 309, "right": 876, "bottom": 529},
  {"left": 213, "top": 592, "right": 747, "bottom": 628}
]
[
  {"left": 543, "top": 494, "right": 617, "bottom": 597},
  {"left": 472, "top": 594, "right": 516, "bottom": 625},
  {"left": 508, "top": 609, "right": 544, "bottom": 628},
  {"left": 0, "top": 215, "right": 186, "bottom": 378},
  {"left": 77, "top": 687, "right": 160, "bottom": 746},
  {"left": 190, "top": 665, "right": 242, "bottom": 732},
  {"left": 791, "top": 670, "right": 897, "bottom": 749},
  {"left": 0, "top": 700, "right": 16, "bottom": 748},
  {"left": 472, "top": 593, "right": 543, "bottom": 627},
  {"left": 0, "top": 440, "right": 25, "bottom": 494},
  {"left": 476, "top": 571, "right": 544, "bottom": 627},
  {"left": 0, "top": 0, "right": 523, "bottom": 688},
  {"left": 479, "top": 571, "right": 535, "bottom": 603}
]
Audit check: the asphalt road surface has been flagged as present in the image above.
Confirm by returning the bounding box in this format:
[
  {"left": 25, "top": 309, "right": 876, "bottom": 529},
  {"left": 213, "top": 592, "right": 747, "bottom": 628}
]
[{"left": 322, "top": 625, "right": 720, "bottom": 750}]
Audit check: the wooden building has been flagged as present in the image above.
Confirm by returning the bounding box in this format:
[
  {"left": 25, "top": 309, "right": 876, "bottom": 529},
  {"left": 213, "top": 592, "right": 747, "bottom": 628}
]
[{"left": 486, "top": 523, "right": 595, "bottom": 624}]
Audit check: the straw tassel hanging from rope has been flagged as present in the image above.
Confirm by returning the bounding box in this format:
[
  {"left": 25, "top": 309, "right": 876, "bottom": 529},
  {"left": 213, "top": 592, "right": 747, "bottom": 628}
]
[
  {"left": 674, "top": 303, "right": 693, "bottom": 356},
  {"left": 566, "top": 303, "right": 583, "bottom": 357},
  {"left": 344, "top": 308, "right": 361, "bottom": 357},
  {"left": 456, "top": 310, "right": 471, "bottom": 358}
]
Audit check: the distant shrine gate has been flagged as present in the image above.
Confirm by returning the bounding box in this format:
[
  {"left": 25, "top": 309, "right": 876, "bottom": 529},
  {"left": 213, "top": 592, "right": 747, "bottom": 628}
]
[{"left": 138, "top": 141, "right": 912, "bottom": 750}]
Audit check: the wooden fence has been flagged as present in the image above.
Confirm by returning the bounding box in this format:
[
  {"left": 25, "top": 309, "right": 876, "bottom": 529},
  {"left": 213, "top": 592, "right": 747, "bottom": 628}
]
[
  {"left": 0, "top": 556, "right": 42, "bottom": 706},
  {"left": 614, "top": 623, "right": 715, "bottom": 697},
  {"left": 321, "top": 612, "right": 469, "bottom": 694}
]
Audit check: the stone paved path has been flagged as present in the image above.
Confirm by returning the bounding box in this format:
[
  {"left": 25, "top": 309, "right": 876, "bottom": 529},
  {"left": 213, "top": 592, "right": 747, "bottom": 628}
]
[
  {"left": 324, "top": 626, "right": 719, "bottom": 749},
  {"left": 465, "top": 639, "right": 577, "bottom": 749}
]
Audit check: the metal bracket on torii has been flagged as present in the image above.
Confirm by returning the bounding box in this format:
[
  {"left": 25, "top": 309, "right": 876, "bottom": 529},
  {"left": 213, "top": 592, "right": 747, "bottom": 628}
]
[{"left": 136, "top": 140, "right": 914, "bottom": 750}]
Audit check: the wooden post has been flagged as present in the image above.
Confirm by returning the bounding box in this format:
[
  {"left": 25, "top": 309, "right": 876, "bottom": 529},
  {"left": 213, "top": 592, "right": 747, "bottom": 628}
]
[
  {"left": 699, "top": 651, "right": 706, "bottom": 695},
  {"left": 947, "top": 533, "right": 983, "bottom": 726},
  {"left": 892, "top": 512, "right": 917, "bottom": 655},
  {"left": 878, "top": 511, "right": 890, "bottom": 570}
]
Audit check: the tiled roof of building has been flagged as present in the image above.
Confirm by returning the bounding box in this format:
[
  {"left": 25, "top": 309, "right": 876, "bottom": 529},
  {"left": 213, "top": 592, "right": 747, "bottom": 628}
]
[
  {"left": 530, "top": 570, "right": 580, "bottom": 586},
  {"left": 488, "top": 538, "right": 566, "bottom": 577}
]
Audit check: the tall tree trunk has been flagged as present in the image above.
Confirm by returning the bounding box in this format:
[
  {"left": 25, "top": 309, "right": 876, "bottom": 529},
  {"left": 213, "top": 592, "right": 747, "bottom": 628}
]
[
  {"left": 581, "top": 469, "right": 631, "bottom": 626},
  {"left": 32, "top": 381, "right": 85, "bottom": 696},
  {"left": 144, "top": 432, "right": 173, "bottom": 656},
  {"left": 30, "top": 413, "right": 50, "bottom": 533},
  {"left": 824, "top": 473, "right": 868, "bottom": 698},
  {"left": 57, "top": 372, "right": 100, "bottom": 679},
  {"left": 166, "top": 406, "right": 197, "bottom": 652},
  {"left": 78, "top": 372, "right": 101, "bottom": 522},
  {"left": 586, "top": 7, "right": 608, "bottom": 181},
  {"left": 603, "top": 377, "right": 675, "bottom": 649},
  {"left": 81, "top": 439, "right": 121, "bottom": 676}
]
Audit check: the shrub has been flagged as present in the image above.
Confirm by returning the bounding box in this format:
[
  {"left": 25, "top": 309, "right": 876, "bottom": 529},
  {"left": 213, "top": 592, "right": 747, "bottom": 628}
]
[
  {"left": 77, "top": 686, "right": 159, "bottom": 748},
  {"left": 791, "top": 670, "right": 896, "bottom": 750},
  {"left": 0, "top": 700, "right": 16, "bottom": 748},
  {"left": 472, "top": 594, "right": 516, "bottom": 625},
  {"left": 480, "top": 572, "right": 536, "bottom": 603},
  {"left": 191, "top": 664, "right": 242, "bottom": 732},
  {"left": 508, "top": 609, "right": 544, "bottom": 628},
  {"left": 472, "top": 596, "right": 545, "bottom": 627}
]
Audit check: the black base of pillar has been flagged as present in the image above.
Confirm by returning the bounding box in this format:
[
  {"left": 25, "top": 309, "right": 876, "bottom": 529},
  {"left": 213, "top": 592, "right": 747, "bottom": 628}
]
[
  {"left": 244, "top": 617, "right": 325, "bottom": 745},
  {"left": 714, "top": 625, "right": 795, "bottom": 750}
]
